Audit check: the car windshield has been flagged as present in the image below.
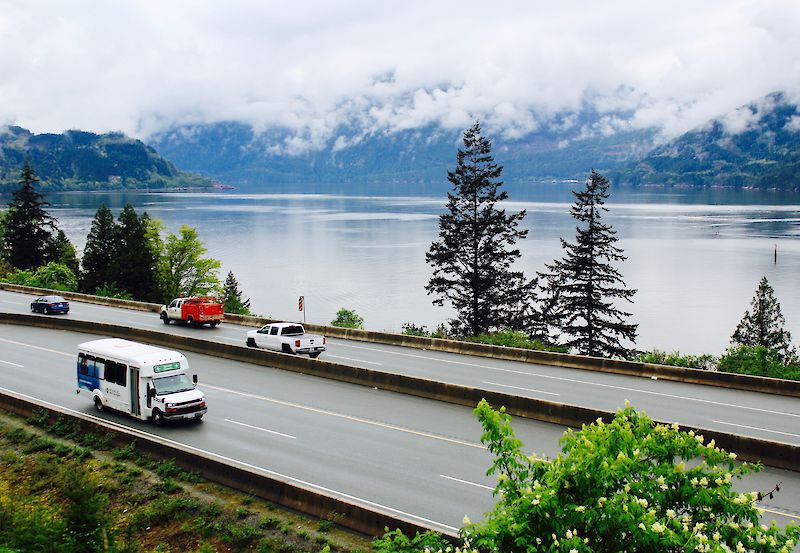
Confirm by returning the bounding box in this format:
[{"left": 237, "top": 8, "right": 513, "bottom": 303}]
[
  {"left": 152, "top": 374, "right": 194, "bottom": 395},
  {"left": 282, "top": 325, "right": 304, "bottom": 336}
]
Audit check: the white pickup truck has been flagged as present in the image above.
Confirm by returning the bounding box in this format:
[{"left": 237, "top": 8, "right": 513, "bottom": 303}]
[{"left": 246, "top": 322, "right": 326, "bottom": 357}]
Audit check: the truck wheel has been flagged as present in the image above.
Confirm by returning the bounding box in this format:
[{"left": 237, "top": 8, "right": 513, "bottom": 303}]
[
  {"left": 94, "top": 396, "right": 104, "bottom": 412},
  {"left": 210, "top": 321, "right": 219, "bottom": 328},
  {"left": 187, "top": 316, "right": 195, "bottom": 327},
  {"left": 246, "top": 337, "right": 257, "bottom": 348},
  {"left": 281, "top": 344, "right": 295, "bottom": 355},
  {"left": 310, "top": 352, "right": 321, "bottom": 359},
  {"left": 161, "top": 312, "right": 170, "bottom": 325},
  {"left": 153, "top": 410, "right": 165, "bottom": 426}
]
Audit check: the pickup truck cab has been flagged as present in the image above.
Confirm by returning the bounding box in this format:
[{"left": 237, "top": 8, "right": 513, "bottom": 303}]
[
  {"left": 160, "top": 297, "right": 224, "bottom": 327},
  {"left": 246, "top": 322, "right": 326, "bottom": 357}
]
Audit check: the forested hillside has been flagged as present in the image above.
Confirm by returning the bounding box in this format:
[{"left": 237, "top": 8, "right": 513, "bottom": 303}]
[
  {"left": 0, "top": 126, "right": 214, "bottom": 191},
  {"left": 613, "top": 94, "right": 800, "bottom": 189}
]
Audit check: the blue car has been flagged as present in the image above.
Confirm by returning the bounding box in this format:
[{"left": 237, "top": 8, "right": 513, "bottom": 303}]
[{"left": 30, "top": 295, "right": 70, "bottom": 314}]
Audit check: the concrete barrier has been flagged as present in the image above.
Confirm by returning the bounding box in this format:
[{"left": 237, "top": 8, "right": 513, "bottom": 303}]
[
  {"left": 4, "top": 282, "right": 799, "bottom": 398},
  {"left": 0, "top": 387, "right": 447, "bottom": 538},
  {"left": 1, "top": 314, "right": 797, "bottom": 472}
]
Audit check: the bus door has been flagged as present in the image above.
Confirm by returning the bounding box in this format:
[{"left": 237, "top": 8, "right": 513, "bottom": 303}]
[{"left": 130, "top": 367, "right": 141, "bottom": 417}]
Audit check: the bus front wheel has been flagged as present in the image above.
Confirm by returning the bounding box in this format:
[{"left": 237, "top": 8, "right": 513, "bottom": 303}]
[
  {"left": 94, "top": 397, "right": 104, "bottom": 412},
  {"left": 153, "top": 410, "right": 165, "bottom": 426}
]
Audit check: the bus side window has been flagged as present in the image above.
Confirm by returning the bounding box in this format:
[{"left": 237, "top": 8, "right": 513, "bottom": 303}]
[
  {"left": 117, "top": 364, "right": 127, "bottom": 387},
  {"left": 79, "top": 353, "right": 88, "bottom": 376},
  {"left": 106, "top": 361, "right": 117, "bottom": 383},
  {"left": 94, "top": 358, "right": 105, "bottom": 380}
]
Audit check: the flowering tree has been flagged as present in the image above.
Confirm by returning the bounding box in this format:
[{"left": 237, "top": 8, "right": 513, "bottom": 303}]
[
  {"left": 463, "top": 400, "right": 798, "bottom": 552},
  {"left": 374, "top": 402, "right": 799, "bottom": 552}
]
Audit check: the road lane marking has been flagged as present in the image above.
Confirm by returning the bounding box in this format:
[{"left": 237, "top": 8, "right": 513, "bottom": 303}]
[
  {"left": 201, "top": 382, "right": 485, "bottom": 450},
  {"left": 327, "top": 355, "right": 383, "bottom": 366},
  {"left": 0, "top": 359, "right": 23, "bottom": 368},
  {"left": 130, "top": 321, "right": 163, "bottom": 328},
  {"left": 331, "top": 343, "right": 800, "bottom": 419},
  {"left": 440, "top": 474, "right": 493, "bottom": 490},
  {"left": 0, "top": 386, "right": 458, "bottom": 535},
  {"left": 0, "top": 337, "right": 73, "bottom": 357},
  {"left": 224, "top": 419, "right": 296, "bottom": 439},
  {"left": 218, "top": 336, "right": 245, "bottom": 344},
  {"left": 711, "top": 420, "right": 800, "bottom": 440},
  {"left": 482, "top": 381, "right": 560, "bottom": 396},
  {"left": 1, "top": 300, "right": 23, "bottom": 305}
]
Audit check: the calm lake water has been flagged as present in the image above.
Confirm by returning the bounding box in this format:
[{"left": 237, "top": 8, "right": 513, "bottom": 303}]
[{"left": 40, "top": 183, "right": 800, "bottom": 355}]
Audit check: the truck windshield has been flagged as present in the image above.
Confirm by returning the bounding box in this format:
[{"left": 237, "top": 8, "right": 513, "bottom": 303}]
[
  {"left": 282, "top": 325, "right": 304, "bottom": 336},
  {"left": 152, "top": 374, "right": 194, "bottom": 395}
]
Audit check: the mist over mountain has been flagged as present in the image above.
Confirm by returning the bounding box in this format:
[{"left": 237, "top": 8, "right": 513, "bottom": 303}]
[
  {"left": 0, "top": 126, "right": 214, "bottom": 191},
  {"left": 149, "top": 94, "right": 800, "bottom": 192},
  {"left": 149, "top": 110, "right": 657, "bottom": 191},
  {"left": 612, "top": 94, "right": 800, "bottom": 190}
]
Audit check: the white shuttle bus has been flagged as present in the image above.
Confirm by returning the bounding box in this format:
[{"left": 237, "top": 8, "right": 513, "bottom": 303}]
[{"left": 76, "top": 338, "right": 207, "bottom": 425}]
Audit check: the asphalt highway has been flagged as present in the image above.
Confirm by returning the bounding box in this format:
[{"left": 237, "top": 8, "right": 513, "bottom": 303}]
[
  {"left": 2, "top": 289, "right": 799, "bottom": 447},
  {"left": 0, "top": 322, "right": 799, "bottom": 531}
]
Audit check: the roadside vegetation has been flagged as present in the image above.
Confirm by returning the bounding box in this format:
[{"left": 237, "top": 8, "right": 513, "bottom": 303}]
[
  {"left": 374, "top": 401, "right": 799, "bottom": 553},
  {"left": 0, "top": 408, "right": 370, "bottom": 553}
]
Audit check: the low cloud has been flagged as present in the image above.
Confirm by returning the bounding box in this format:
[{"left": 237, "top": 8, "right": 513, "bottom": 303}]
[{"left": 1, "top": 0, "right": 799, "bottom": 153}]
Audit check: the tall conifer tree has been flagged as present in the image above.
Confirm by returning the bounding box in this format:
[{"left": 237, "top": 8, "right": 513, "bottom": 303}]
[
  {"left": 2, "top": 162, "right": 57, "bottom": 270},
  {"left": 731, "top": 276, "right": 793, "bottom": 360},
  {"left": 222, "top": 271, "right": 252, "bottom": 315},
  {"left": 537, "top": 170, "right": 637, "bottom": 358},
  {"left": 81, "top": 204, "right": 118, "bottom": 293},
  {"left": 112, "top": 204, "right": 157, "bottom": 300},
  {"left": 426, "top": 122, "right": 533, "bottom": 336},
  {"left": 49, "top": 229, "right": 79, "bottom": 275}
]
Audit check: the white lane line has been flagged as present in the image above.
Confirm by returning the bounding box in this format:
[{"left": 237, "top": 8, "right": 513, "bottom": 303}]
[
  {"left": 762, "top": 508, "right": 800, "bottom": 522},
  {"left": 0, "top": 359, "right": 24, "bottom": 368},
  {"left": 327, "top": 355, "right": 383, "bottom": 366},
  {"left": 217, "top": 336, "right": 245, "bottom": 344},
  {"left": 77, "top": 303, "right": 155, "bottom": 317},
  {"left": 201, "top": 383, "right": 485, "bottom": 450},
  {"left": 711, "top": 420, "right": 800, "bottom": 440},
  {"left": 225, "top": 419, "right": 296, "bottom": 439},
  {"left": 332, "top": 343, "right": 800, "bottom": 419},
  {"left": 482, "top": 381, "right": 560, "bottom": 396},
  {"left": 0, "top": 386, "right": 457, "bottom": 535},
  {"left": 440, "top": 474, "right": 493, "bottom": 491},
  {"left": 1, "top": 300, "right": 23, "bottom": 305},
  {"left": 130, "top": 321, "right": 163, "bottom": 328},
  {"left": 0, "top": 337, "right": 73, "bottom": 358}
]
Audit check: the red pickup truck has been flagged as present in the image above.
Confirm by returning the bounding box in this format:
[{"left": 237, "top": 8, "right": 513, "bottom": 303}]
[{"left": 160, "top": 297, "right": 224, "bottom": 327}]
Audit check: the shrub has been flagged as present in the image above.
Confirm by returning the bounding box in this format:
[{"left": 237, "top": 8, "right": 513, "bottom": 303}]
[
  {"left": 719, "top": 345, "right": 800, "bottom": 380},
  {"left": 463, "top": 329, "right": 568, "bottom": 353},
  {"left": 94, "top": 282, "right": 134, "bottom": 300},
  {"left": 7, "top": 262, "right": 78, "bottom": 292},
  {"left": 330, "top": 308, "right": 364, "bottom": 329},
  {"left": 636, "top": 349, "right": 718, "bottom": 370},
  {"left": 401, "top": 322, "right": 429, "bottom": 337}
]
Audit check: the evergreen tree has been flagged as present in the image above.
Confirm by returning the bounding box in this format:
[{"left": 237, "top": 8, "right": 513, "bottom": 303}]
[
  {"left": 48, "top": 229, "right": 79, "bottom": 275},
  {"left": 731, "top": 276, "right": 794, "bottom": 360},
  {"left": 2, "top": 162, "right": 57, "bottom": 270},
  {"left": 222, "top": 271, "right": 251, "bottom": 315},
  {"left": 537, "top": 170, "right": 637, "bottom": 358},
  {"left": 426, "top": 122, "right": 534, "bottom": 336},
  {"left": 112, "top": 204, "right": 157, "bottom": 300},
  {"left": 80, "top": 204, "right": 118, "bottom": 293}
]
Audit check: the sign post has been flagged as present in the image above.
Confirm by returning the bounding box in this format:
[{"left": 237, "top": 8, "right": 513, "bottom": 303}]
[{"left": 298, "top": 295, "right": 305, "bottom": 323}]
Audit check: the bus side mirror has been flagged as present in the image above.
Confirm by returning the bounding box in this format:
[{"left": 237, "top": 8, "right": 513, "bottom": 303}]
[
  {"left": 193, "top": 375, "right": 198, "bottom": 384},
  {"left": 148, "top": 387, "right": 155, "bottom": 399}
]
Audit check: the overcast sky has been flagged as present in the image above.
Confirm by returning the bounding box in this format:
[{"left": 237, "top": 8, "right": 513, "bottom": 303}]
[{"left": 1, "top": 0, "right": 799, "bottom": 151}]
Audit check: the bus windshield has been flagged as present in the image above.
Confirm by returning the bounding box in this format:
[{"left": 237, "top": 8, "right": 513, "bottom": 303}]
[{"left": 152, "top": 374, "right": 194, "bottom": 395}]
